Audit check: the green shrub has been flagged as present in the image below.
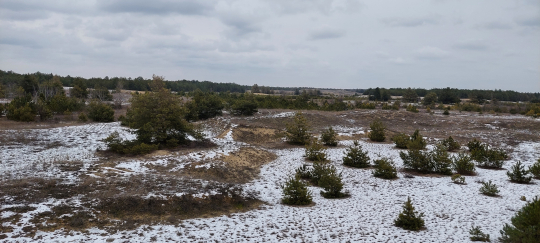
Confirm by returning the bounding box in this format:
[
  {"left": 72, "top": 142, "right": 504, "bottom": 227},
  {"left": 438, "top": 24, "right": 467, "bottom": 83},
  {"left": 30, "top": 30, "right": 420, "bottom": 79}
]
[
  {"left": 342, "top": 140, "right": 370, "bottom": 168},
  {"left": 295, "top": 164, "right": 312, "bottom": 180},
  {"left": 310, "top": 161, "right": 333, "bottom": 186},
  {"left": 499, "top": 196, "right": 540, "bottom": 243},
  {"left": 305, "top": 139, "right": 327, "bottom": 161},
  {"left": 443, "top": 109, "right": 450, "bottom": 115},
  {"left": 357, "top": 102, "right": 376, "bottom": 109},
  {"left": 467, "top": 139, "right": 483, "bottom": 152},
  {"left": 529, "top": 159, "right": 540, "bottom": 179},
  {"left": 406, "top": 104, "right": 419, "bottom": 113},
  {"left": 6, "top": 96, "right": 37, "bottom": 122},
  {"left": 320, "top": 126, "right": 338, "bottom": 146},
  {"left": 87, "top": 101, "right": 114, "bottom": 122},
  {"left": 78, "top": 112, "right": 88, "bottom": 122},
  {"left": 231, "top": 100, "right": 258, "bottom": 116},
  {"left": 507, "top": 161, "right": 532, "bottom": 184},
  {"left": 286, "top": 112, "right": 312, "bottom": 145},
  {"left": 281, "top": 177, "right": 312, "bottom": 205},
  {"left": 452, "top": 153, "right": 476, "bottom": 175},
  {"left": 407, "top": 130, "right": 426, "bottom": 150},
  {"left": 101, "top": 131, "right": 158, "bottom": 155},
  {"left": 381, "top": 103, "right": 392, "bottom": 110},
  {"left": 451, "top": 174, "right": 466, "bottom": 184},
  {"left": 368, "top": 119, "right": 386, "bottom": 142},
  {"left": 400, "top": 144, "right": 452, "bottom": 175},
  {"left": 184, "top": 89, "right": 224, "bottom": 121},
  {"left": 480, "top": 180, "right": 499, "bottom": 196},
  {"left": 468, "top": 140, "right": 508, "bottom": 169},
  {"left": 469, "top": 226, "right": 490, "bottom": 242},
  {"left": 392, "top": 133, "right": 410, "bottom": 149},
  {"left": 318, "top": 167, "right": 347, "bottom": 199},
  {"left": 394, "top": 197, "right": 425, "bottom": 231},
  {"left": 372, "top": 158, "right": 398, "bottom": 179},
  {"left": 441, "top": 136, "right": 460, "bottom": 151}
]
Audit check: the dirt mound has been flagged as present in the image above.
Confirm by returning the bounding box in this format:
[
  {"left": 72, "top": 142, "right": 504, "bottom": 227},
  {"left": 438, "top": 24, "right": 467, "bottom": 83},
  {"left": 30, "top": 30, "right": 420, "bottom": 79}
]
[
  {"left": 232, "top": 126, "right": 283, "bottom": 145},
  {"left": 185, "top": 147, "right": 277, "bottom": 183}
]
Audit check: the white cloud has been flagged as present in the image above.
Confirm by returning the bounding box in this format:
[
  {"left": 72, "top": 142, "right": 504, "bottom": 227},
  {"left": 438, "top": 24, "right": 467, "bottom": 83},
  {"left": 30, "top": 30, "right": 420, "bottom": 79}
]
[{"left": 414, "top": 46, "right": 450, "bottom": 59}]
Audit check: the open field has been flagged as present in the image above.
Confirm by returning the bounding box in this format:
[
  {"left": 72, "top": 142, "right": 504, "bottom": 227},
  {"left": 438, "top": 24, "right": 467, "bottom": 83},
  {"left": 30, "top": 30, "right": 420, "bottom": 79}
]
[{"left": 1, "top": 109, "right": 539, "bottom": 242}]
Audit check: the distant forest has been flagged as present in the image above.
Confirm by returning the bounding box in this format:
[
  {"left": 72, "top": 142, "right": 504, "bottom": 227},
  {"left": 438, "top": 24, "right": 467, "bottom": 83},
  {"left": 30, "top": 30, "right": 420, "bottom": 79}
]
[{"left": 1, "top": 70, "right": 538, "bottom": 102}]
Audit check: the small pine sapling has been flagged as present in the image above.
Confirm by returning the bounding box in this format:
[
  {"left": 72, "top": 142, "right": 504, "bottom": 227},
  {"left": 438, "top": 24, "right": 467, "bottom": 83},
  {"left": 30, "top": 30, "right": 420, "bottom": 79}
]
[
  {"left": 318, "top": 166, "right": 347, "bottom": 198},
  {"left": 394, "top": 197, "right": 425, "bottom": 231},
  {"left": 342, "top": 140, "right": 370, "bottom": 168},
  {"left": 305, "top": 139, "right": 327, "bottom": 162},
  {"left": 295, "top": 164, "right": 312, "bottom": 180},
  {"left": 281, "top": 177, "right": 313, "bottom": 206},
  {"left": 451, "top": 174, "right": 466, "bottom": 184},
  {"left": 499, "top": 197, "right": 540, "bottom": 243},
  {"left": 469, "top": 226, "right": 491, "bottom": 242},
  {"left": 480, "top": 180, "right": 500, "bottom": 197},
  {"left": 507, "top": 161, "right": 532, "bottom": 184},
  {"left": 372, "top": 158, "right": 398, "bottom": 179},
  {"left": 320, "top": 126, "right": 338, "bottom": 146},
  {"left": 452, "top": 153, "right": 476, "bottom": 175},
  {"left": 285, "top": 112, "right": 311, "bottom": 145},
  {"left": 529, "top": 159, "right": 540, "bottom": 179},
  {"left": 310, "top": 161, "right": 333, "bottom": 186},
  {"left": 368, "top": 119, "right": 386, "bottom": 142},
  {"left": 392, "top": 133, "right": 410, "bottom": 149},
  {"left": 407, "top": 130, "right": 426, "bottom": 150},
  {"left": 430, "top": 144, "right": 453, "bottom": 175},
  {"left": 442, "top": 136, "right": 461, "bottom": 151}
]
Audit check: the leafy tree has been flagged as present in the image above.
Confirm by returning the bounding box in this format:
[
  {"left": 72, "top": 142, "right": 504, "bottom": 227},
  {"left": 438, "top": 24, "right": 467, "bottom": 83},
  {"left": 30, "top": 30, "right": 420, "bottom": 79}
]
[
  {"left": 439, "top": 87, "right": 460, "bottom": 104},
  {"left": 368, "top": 119, "right": 386, "bottom": 142},
  {"left": 281, "top": 177, "right": 312, "bottom": 205},
  {"left": 87, "top": 100, "right": 114, "bottom": 122},
  {"left": 251, "top": 84, "right": 260, "bottom": 93},
  {"left": 320, "top": 126, "right": 338, "bottom": 146},
  {"left": 20, "top": 74, "right": 38, "bottom": 94},
  {"left": 70, "top": 78, "right": 88, "bottom": 99},
  {"left": 185, "top": 89, "right": 224, "bottom": 121},
  {"left": 499, "top": 196, "right": 540, "bottom": 243},
  {"left": 394, "top": 197, "right": 425, "bottom": 231},
  {"left": 231, "top": 100, "right": 258, "bottom": 116},
  {"left": 372, "top": 158, "right": 398, "bottom": 179},
  {"left": 124, "top": 75, "right": 200, "bottom": 146},
  {"left": 285, "top": 112, "right": 311, "bottom": 145},
  {"left": 90, "top": 84, "right": 112, "bottom": 101},
  {"left": 507, "top": 161, "right": 532, "bottom": 184},
  {"left": 342, "top": 140, "right": 370, "bottom": 168},
  {"left": 402, "top": 87, "right": 419, "bottom": 103},
  {"left": 423, "top": 92, "right": 438, "bottom": 106},
  {"left": 6, "top": 95, "right": 36, "bottom": 122}
]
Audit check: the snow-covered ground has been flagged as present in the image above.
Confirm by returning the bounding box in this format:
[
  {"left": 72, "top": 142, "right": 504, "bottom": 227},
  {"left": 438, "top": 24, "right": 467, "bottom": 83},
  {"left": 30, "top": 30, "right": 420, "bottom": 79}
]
[{"left": 1, "top": 117, "right": 539, "bottom": 242}]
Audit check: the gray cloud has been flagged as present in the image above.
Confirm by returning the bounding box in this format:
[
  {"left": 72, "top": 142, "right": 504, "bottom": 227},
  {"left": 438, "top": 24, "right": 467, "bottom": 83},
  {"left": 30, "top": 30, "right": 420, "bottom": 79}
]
[
  {"left": 96, "top": 0, "right": 214, "bottom": 15},
  {"left": 478, "top": 21, "right": 512, "bottom": 30},
  {"left": 414, "top": 46, "right": 450, "bottom": 60},
  {"left": 0, "top": 0, "right": 538, "bottom": 92},
  {"left": 453, "top": 40, "right": 490, "bottom": 51},
  {"left": 381, "top": 15, "right": 440, "bottom": 27},
  {"left": 309, "top": 26, "right": 345, "bottom": 40}
]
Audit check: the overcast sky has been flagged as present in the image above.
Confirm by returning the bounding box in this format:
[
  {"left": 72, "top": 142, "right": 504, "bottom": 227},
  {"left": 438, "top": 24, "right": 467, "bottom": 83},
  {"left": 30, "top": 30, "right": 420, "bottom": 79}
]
[{"left": 1, "top": 0, "right": 539, "bottom": 92}]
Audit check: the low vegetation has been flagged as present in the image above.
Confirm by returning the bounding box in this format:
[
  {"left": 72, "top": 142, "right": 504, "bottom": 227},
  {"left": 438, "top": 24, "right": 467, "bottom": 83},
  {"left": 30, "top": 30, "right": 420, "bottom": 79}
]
[
  {"left": 507, "top": 161, "right": 532, "bottom": 184},
  {"left": 499, "top": 197, "right": 540, "bottom": 243},
  {"left": 320, "top": 126, "right": 338, "bottom": 146},
  {"left": 342, "top": 140, "right": 370, "bottom": 168},
  {"left": 372, "top": 158, "right": 398, "bottom": 179},
  {"left": 479, "top": 180, "right": 499, "bottom": 197},
  {"left": 285, "top": 112, "right": 311, "bottom": 145},
  {"left": 469, "top": 226, "right": 490, "bottom": 242},
  {"left": 399, "top": 144, "right": 452, "bottom": 175},
  {"left": 281, "top": 177, "right": 312, "bottom": 206},
  {"left": 305, "top": 139, "right": 327, "bottom": 161},
  {"left": 394, "top": 197, "right": 425, "bottom": 231},
  {"left": 467, "top": 139, "right": 508, "bottom": 169},
  {"left": 368, "top": 119, "right": 386, "bottom": 142}
]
